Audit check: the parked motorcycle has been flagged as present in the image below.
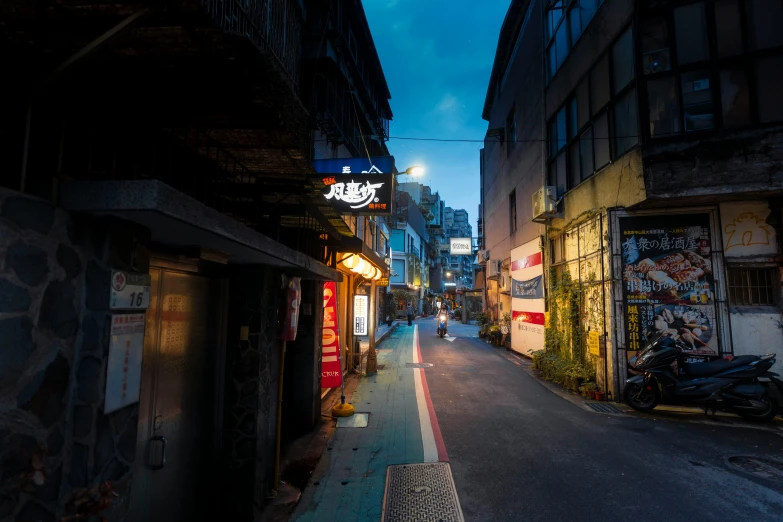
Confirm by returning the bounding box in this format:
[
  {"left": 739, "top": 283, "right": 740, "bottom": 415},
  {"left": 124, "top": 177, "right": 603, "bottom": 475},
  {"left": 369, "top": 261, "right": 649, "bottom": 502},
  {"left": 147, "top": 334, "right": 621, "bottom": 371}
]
[
  {"left": 437, "top": 312, "right": 448, "bottom": 338},
  {"left": 625, "top": 333, "right": 782, "bottom": 422}
]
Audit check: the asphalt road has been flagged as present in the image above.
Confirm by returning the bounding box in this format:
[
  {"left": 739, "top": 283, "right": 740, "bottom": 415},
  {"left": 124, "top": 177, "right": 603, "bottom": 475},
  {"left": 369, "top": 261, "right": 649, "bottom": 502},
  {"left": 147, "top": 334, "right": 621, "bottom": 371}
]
[{"left": 416, "top": 319, "right": 783, "bottom": 522}]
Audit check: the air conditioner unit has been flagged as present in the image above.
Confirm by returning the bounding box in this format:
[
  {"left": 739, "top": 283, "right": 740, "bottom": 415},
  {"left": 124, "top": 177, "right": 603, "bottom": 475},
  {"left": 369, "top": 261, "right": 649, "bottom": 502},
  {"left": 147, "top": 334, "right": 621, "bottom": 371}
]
[
  {"left": 532, "top": 186, "right": 557, "bottom": 219},
  {"left": 476, "top": 250, "right": 489, "bottom": 265},
  {"left": 499, "top": 270, "right": 511, "bottom": 293},
  {"left": 487, "top": 260, "right": 501, "bottom": 280}
]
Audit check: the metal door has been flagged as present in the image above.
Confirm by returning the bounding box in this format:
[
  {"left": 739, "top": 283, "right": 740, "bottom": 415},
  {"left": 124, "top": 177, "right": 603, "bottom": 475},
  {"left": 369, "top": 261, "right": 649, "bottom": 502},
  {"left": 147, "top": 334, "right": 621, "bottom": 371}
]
[{"left": 130, "top": 267, "right": 217, "bottom": 522}]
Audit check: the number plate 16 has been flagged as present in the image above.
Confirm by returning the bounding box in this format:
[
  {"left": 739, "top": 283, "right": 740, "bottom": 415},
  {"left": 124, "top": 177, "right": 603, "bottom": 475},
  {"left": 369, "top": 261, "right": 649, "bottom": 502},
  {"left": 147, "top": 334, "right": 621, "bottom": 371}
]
[{"left": 110, "top": 270, "right": 151, "bottom": 311}]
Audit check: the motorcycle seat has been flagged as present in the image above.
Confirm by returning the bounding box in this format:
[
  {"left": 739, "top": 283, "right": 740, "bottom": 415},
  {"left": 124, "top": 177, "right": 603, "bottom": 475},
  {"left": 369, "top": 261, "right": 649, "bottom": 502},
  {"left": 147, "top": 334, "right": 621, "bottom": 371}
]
[{"left": 684, "top": 355, "right": 759, "bottom": 377}]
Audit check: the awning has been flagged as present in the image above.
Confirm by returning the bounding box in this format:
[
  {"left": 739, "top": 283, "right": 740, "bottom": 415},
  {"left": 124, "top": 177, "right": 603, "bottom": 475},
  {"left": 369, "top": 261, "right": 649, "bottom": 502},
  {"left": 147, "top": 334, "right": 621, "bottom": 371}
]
[{"left": 60, "top": 180, "right": 342, "bottom": 281}]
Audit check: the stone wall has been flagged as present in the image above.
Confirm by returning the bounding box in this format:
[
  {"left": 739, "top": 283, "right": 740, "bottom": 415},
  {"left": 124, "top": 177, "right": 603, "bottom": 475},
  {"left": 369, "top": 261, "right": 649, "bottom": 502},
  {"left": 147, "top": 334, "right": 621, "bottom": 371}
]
[
  {"left": 0, "top": 188, "right": 149, "bottom": 522},
  {"left": 221, "top": 268, "right": 282, "bottom": 520}
]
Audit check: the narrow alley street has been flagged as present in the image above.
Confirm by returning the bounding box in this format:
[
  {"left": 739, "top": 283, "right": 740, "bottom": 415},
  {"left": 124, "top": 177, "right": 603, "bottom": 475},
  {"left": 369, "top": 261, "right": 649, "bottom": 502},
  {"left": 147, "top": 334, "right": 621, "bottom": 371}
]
[
  {"left": 421, "top": 321, "right": 783, "bottom": 522},
  {"left": 296, "top": 318, "right": 783, "bottom": 522}
]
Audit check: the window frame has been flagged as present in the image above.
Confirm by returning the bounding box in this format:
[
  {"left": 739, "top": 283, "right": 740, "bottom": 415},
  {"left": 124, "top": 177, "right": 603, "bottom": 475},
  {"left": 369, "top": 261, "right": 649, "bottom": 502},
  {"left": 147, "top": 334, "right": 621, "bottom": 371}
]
[
  {"left": 545, "top": 0, "right": 606, "bottom": 82},
  {"left": 727, "top": 265, "right": 780, "bottom": 307},
  {"left": 547, "top": 23, "right": 639, "bottom": 195},
  {"left": 638, "top": 0, "right": 783, "bottom": 143}
]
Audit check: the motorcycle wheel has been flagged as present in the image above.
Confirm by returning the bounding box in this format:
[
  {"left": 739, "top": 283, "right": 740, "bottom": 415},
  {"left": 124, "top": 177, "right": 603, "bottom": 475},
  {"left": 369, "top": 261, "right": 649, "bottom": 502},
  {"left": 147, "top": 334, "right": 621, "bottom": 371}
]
[
  {"left": 738, "top": 392, "right": 779, "bottom": 422},
  {"left": 439, "top": 331, "right": 443, "bottom": 338},
  {"left": 624, "top": 382, "right": 658, "bottom": 411}
]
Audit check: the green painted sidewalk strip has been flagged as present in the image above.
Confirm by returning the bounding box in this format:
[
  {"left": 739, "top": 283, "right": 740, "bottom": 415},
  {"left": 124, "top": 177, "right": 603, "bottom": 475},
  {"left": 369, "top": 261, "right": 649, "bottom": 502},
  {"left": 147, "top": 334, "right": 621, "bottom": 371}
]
[{"left": 292, "top": 324, "right": 426, "bottom": 522}]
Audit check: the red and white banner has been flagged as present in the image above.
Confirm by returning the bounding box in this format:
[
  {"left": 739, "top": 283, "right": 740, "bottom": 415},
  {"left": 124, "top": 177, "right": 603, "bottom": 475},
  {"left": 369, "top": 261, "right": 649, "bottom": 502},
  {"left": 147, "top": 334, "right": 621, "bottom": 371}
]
[
  {"left": 511, "top": 238, "right": 545, "bottom": 356},
  {"left": 322, "top": 282, "right": 343, "bottom": 388}
]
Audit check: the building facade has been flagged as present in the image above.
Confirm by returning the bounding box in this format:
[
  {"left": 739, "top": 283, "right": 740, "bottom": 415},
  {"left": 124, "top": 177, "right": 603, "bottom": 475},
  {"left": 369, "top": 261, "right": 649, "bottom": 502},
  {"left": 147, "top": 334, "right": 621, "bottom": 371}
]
[
  {"left": 482, "top": 0, "right": 783, "bottom": 400},
  {"left": 0, "top": 1, "right": 391, "bottom": 521}
]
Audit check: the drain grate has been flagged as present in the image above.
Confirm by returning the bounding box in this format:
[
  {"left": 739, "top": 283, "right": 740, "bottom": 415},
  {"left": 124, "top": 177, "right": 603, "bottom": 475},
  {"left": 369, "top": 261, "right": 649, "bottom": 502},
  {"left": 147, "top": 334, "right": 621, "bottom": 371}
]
[
  {"left": 729, "top": 456, "right": 783, "bottom": 482},
  {"left": 382, "top": 463, "right": 464, "bottom": 522},
  {"left": 406, "top": 362, "right": 433, "bottom": 368},
  {"left": 585, "top": 402, "right": 623, "bottom": 414}
]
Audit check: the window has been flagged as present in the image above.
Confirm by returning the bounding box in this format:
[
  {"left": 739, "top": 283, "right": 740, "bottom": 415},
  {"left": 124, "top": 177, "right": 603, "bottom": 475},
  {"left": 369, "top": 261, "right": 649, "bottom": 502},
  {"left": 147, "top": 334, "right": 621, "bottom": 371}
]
[
  {"left": 714, "top": 0, "right": 743, "bottom": 57},
  {"left": 641, "top": 18, "right": 670, "bottom": 75},
  {"left": 576, "top": 79, "right": 590, "bottom": 129},
  {"left": 546, "top": 0, "right": 605, "bottom": 81},
  {"left": 548, "top": 26, "right": 638, "bottom": 195},
  {"left": 507, "top": 107, "right": 517, "bottom": 154},
  {"left": 727, "top": 267, "right": 779, "bottom": 306},
  {"left": 746, "top": 0, "right": 783, "bottom": 50},
  {"left": 756, "top": 56, "right": 783, "bottom": 123},
  {"left": 509, "top": 189, "right": 517, "bottom": 234},
  {"left": 614, "top": 89, "right": 638, "bottom": 157},
  {"left": 593, "top": 112, "right": 611, "bottom": 169},
  {"left": 647, "top": 76, "right": 681, "bottom": 136},
  {"left": 720, "top": 68, "right": 751, "bottom": 127},
  {"left": 674, "top": 2, "right": 709, "bottom": 64},
  {"left": 612, "top": 27, "right": 635, "bottom": 94},
  {"left": 579, "top": 128, "right": 594, "bottom": 180},
  {"left": 591, "top": 55, "right": 610, "bottom": 114},
  {"left": 681, "top": 70, "right": 714, "bottom": 131}
]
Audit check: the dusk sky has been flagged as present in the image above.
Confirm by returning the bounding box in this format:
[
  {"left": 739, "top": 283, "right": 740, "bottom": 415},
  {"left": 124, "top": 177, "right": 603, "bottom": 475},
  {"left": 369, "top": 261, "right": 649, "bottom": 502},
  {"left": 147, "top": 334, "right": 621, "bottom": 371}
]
[{"left": 363, "top": 0, "right": 511, "bottom": 235}]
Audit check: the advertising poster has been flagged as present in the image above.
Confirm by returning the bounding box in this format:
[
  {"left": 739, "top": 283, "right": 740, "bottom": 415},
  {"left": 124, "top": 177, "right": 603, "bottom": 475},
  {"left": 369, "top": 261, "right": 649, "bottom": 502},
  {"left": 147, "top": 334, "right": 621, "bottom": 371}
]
[
  {"left": 620, "top": 214, "right": 718, "bottom": 357},
  {"left": 510, "top": 238, "right": 545, "bottom": 356},
  {"left": 104, "top": 313, "right": 145, "bottom": 414},
  {"left": 322, "top": 282, "right": 343, "bottom": 388}
]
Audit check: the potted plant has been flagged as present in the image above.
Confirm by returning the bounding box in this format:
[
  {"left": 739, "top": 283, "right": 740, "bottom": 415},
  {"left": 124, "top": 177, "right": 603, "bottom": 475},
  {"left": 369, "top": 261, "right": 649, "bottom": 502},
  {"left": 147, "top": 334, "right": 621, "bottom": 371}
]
[
  {"left": 584, "top": 382, "right": 597, "bottom": 400},
  {"left": 489, "top": 325, "right": 501, "bottom": 346},
  {"left": 382, "top": 294, "right": 395, "bottom": 327},
  {"left": 594, "top": 390, "right": 606, "bottom": 401}
]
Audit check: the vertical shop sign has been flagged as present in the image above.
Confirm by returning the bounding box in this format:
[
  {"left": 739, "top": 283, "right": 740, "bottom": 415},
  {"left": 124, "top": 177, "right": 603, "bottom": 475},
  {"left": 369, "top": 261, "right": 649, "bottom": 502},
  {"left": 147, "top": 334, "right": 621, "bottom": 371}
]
[
  {"left": 620, "top": 214, "right": 718, "bottom": 357},
  {"left": 322, "top": 282, "right": 343, "bottom": 388},
  {"left": 354, "top": 295, "right": 368, "bottom": 336}
]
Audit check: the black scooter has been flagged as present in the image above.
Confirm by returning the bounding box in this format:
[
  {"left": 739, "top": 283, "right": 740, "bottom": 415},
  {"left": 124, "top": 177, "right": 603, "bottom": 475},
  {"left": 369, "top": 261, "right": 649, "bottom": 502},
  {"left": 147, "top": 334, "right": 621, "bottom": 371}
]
[{"left": 625, "top": 333, "right": 783, "bottom": 422}]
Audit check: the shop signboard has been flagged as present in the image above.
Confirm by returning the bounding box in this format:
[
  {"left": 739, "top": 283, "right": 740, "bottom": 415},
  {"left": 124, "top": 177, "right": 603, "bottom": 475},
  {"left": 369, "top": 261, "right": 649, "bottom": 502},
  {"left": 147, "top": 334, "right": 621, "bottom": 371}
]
[
  {"left": 510, "top": 238, "right": 545, "bottom": 356},
  {"left": 314, "top": 156, "right": 395, "bottom": 216},
  {"left": 449, "top": 237, "right": 472, "bottom": 255},
  {"left": 620, "top": 214, "right": 718, "bottom": 357},
  {"left": 322, "top": 282, "right": 343, "bottom": 388},
  {"left": 354, "top": 295, "right": 368, "bottom": 336}
]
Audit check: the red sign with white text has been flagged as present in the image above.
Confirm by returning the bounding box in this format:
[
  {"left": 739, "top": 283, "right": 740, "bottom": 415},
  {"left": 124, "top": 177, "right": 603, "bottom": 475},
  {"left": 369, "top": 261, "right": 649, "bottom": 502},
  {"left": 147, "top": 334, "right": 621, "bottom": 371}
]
[
  {"left": 511, "top": 252, "right": 542, "bottom": 272},
  {"left": 321, "top": 282, "right": 343, "bottom": 388}
]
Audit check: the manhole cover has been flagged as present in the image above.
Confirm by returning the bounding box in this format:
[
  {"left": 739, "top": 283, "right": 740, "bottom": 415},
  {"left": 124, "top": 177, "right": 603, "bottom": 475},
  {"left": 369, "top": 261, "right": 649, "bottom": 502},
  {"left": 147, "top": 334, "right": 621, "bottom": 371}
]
[
  {"left": 585, "top": 402, "right": 623, "bottom": 414},
  {"left": 406, "top": 362, "right": 433, "bottom": 368},
  {"left": 728, "top": 456, "right": 783, "bottom": 482},
  {"left": 382, "top": 463, "right": 464, "bottom": 522}
]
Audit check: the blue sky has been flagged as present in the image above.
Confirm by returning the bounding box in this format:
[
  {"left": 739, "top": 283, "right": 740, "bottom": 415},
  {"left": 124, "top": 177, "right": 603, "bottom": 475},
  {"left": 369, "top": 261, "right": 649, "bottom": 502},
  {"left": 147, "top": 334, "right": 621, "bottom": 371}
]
[{"left": 363, "top": 0, "right": 510, "bottom": 234}]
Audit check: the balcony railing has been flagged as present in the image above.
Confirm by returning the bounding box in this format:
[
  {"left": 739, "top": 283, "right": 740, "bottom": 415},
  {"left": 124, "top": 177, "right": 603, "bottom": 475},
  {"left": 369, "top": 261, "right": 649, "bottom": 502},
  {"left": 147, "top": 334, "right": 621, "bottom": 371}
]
[{"left": 202, "top": 0, "right": 302, "bottom": 89}]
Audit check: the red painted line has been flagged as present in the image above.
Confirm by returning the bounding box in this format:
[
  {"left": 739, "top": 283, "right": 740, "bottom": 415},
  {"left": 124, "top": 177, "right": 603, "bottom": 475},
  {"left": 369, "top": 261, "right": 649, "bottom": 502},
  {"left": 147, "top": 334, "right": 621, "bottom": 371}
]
[
  {"left": 511, "top": 310, "right": 545, "bottom": 325},
  {"left": 511, "top": 252, "right": 542, "bottom": 271},
  {"left": 415, "top": 332, "right": 449, "bottom": 462}
]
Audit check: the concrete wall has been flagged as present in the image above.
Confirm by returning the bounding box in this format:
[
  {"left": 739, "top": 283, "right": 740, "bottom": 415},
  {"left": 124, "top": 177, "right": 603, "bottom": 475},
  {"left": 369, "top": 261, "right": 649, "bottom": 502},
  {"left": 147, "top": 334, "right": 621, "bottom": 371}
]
[
  {"left": 222, "top": 268, "right": 282, "bottom": 520},
  {"left": 482, "top": 0, "right": 546, "bottom": 272},
  {"left": 730, "top": 309, "right": 783, "bottom": 357},
  {"left": 643, "top": 126, "right": 783, "bottom": 205},
  {"left": 550, "top": 148, "right": 646, "bottom": 228},
  {"left": 0, "top": 188, "right": 150, "bottom": 521}
]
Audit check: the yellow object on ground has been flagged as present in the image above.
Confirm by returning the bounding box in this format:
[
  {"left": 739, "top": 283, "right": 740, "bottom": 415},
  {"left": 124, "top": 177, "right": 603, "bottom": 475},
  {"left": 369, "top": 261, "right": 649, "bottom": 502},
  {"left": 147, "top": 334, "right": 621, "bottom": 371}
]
[{"left": 332, "top": 403, "right": 355, "bottom": 417}]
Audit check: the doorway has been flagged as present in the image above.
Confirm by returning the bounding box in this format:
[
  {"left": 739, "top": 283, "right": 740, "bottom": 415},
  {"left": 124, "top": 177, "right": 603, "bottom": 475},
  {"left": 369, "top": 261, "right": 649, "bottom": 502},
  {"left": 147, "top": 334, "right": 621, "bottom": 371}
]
[{"left": 130, "top": 266, "right": 225, "bottom": 522}]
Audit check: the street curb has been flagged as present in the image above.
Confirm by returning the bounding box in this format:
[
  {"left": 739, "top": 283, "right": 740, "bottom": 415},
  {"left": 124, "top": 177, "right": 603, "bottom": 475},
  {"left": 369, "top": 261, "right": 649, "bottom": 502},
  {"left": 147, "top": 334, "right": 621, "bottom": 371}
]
[{"left": 376, "top": 321, "right": 399, "bottom": 347}]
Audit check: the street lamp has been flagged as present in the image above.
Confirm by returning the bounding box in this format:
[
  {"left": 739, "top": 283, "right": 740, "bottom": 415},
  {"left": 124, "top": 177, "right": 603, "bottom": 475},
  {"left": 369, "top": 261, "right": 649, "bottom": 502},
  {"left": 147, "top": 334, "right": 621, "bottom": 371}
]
[{"left": 396, "top": 165, "right": 425, "bottom": 182}]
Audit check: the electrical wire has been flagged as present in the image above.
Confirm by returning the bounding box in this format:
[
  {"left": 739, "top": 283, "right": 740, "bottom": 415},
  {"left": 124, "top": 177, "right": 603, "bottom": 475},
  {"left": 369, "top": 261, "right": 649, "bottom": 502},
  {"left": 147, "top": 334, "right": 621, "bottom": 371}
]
[{"left": 311, "top": 134, "right": 640, "bottom": 143}]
